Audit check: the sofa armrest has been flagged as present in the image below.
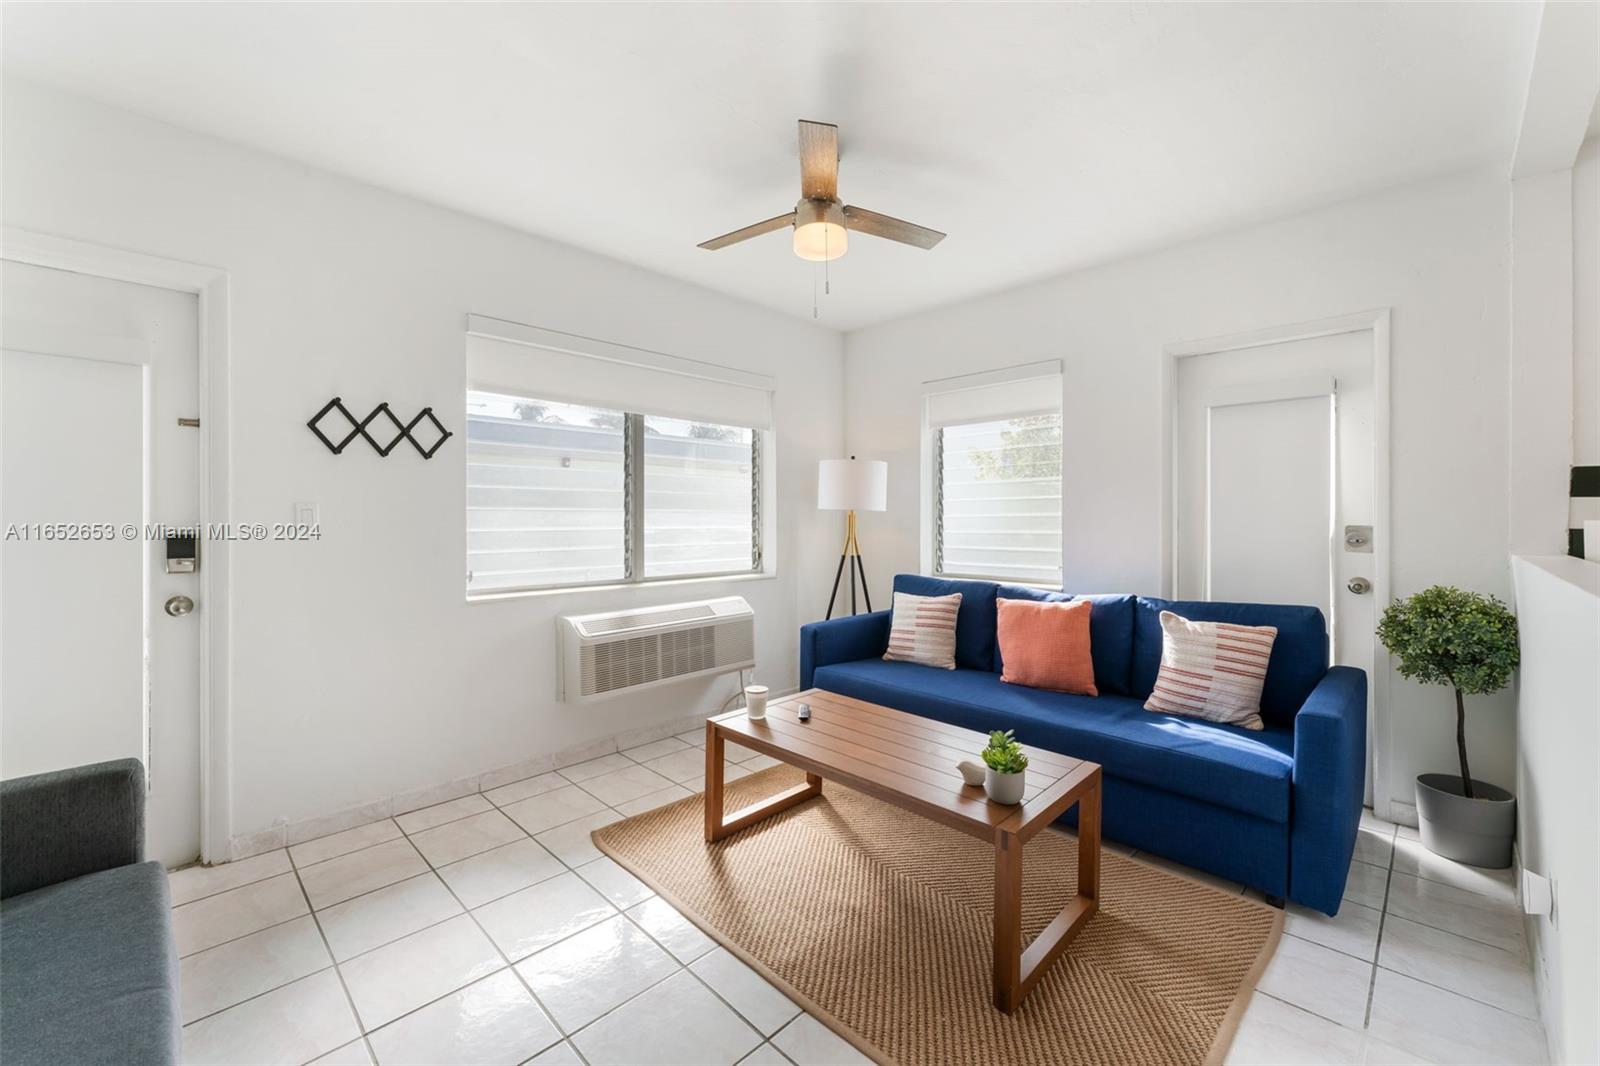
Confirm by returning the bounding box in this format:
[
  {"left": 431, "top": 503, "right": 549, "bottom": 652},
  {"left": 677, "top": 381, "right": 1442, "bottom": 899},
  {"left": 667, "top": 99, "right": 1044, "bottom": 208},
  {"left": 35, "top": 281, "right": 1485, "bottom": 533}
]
[
  {"left": 1289, "top": 666, "right": 1367, "bottom": 915},
  {"left": 1, "top": 758, "right": 146, "bottom": 899},
  {"left": 800, "top": 610, "right": 892, "bottom": 689}
]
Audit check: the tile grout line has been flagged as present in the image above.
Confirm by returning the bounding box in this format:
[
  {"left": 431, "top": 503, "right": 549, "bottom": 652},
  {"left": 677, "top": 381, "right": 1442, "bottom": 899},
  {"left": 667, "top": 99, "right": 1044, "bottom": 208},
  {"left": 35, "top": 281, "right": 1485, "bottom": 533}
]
[
  {"left": 286, "top": 841, "right": 382, "bottom": 1065},
  {"left": 614, "top": 901, "right": 798, "bottom": 1048},
  {"left": 173, "top": 875, "right": 309, "bottom": 960},
  {"left": 180, "top": 960, "right": 341, "bottom": 1030},
  {"left": 386, "top": 773, "right": 800, "bottom": 1061},
  {"left": 190, "top": 763, "right": 1506, "bottom": 1064},
  {"left": 1376, "top": 893, "right": 1529, "bottom": 955},
  {"left": 382, "top": 794, "right": 609, "bottom": 1065},
  {"left": 1365, "top": 961, "right": 1544, "bottom": 1022},
  {"left": 1361, "top": 839, "right": 1396, "bottom": 1031},
  {"left": 177, "top": 755, "right": 811, "bottom": 1058},
  {"left": 394, "top": 800, "right": 506, "bottom": 839},
  {"left": 288, "top": 824, "right": 408, "bottom": 874}
]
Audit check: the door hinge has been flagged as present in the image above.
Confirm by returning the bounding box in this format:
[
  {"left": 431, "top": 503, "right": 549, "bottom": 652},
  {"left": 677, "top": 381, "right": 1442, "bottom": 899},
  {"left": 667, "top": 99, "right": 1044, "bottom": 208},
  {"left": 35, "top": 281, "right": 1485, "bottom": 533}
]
[{"left": 177, "top": 417, "right": 201, "bottom": 428}]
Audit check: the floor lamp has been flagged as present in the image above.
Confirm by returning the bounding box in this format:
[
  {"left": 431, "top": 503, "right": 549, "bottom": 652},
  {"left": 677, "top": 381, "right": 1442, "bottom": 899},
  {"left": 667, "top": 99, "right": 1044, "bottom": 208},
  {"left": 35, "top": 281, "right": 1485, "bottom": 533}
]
[{"left": 818, "top": 457, "right": 888, "bottom": 619}]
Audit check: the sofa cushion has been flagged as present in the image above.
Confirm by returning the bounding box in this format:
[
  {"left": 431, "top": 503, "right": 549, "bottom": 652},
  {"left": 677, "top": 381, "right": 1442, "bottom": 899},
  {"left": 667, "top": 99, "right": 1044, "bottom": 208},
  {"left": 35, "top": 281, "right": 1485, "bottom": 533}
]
[
  {"left": 892, "top": 574, "right": 998, "bottom": 671},
  {"left": 0, "top": 861, "right": 179, "bottom": 1066},
  {"left": 1133, "top": 597, "right": 1327, "bottom": 728},
  {"left": 996, "top": 597, "right": 1096, "bottom": 695},
  {"left": 996, "top": 587, "right": 1136, "bottom": 695},
  {"left": 884, "top": 591, "right": 960, "bottom": 669},
  {"left": 813, "top": 659, "right": 1294, "bottom": 822},
  {"left": 1144, "top": 610, "right": 1277, "bottom": 730}
]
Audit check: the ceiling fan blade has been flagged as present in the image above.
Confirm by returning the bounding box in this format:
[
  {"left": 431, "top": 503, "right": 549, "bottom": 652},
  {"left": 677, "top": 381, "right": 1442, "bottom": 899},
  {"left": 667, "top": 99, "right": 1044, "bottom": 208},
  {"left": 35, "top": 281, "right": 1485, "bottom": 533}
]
[
  {"left": 842, "top": 205, "right": 946, "bottom": 249},
  {"left": 697, "top": 212, "right": 795, "bottom": 250},
  {"left": 798, "top": 120, "right": 838, "bottom": 201}
]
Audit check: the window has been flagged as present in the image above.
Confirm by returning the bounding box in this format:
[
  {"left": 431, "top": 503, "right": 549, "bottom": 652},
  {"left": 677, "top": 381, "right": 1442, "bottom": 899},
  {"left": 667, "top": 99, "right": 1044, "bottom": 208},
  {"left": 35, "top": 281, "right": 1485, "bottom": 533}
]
[
  {"left": 642, "top": 416, "right": 757, "bottom": 579},
  {"left": 935, "top": 412, "right": 1063, "bottom": 586},
  {"left": 466, "top": 390, "right": 760, "bottom": 594}
]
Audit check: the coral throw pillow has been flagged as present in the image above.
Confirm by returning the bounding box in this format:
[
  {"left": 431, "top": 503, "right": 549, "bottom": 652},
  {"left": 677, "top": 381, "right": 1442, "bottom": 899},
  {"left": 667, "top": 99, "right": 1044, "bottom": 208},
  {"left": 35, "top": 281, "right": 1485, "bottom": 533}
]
[
  {"left": 883, "top": 591, "right": 961, "bottom": 670},
  {"left": 1143, "top": 611, "right": 1278, "bottom": 730},
  {"left": 995, "top": 598, "right": 1097, "bottom": 695}
]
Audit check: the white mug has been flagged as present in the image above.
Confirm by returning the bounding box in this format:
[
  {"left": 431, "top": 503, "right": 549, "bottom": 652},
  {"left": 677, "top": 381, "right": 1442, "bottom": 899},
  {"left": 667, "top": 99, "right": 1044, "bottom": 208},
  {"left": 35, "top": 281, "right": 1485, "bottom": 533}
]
[{"left": 744, "top": 685, "right": 769, "bottom": 720}]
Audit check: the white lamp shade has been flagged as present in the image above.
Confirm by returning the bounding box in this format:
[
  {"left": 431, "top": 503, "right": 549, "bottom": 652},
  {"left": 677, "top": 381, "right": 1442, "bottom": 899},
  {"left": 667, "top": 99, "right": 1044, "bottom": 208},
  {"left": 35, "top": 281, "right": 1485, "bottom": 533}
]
[{"left": 818, "top": 459, "right": 887, "bottom": 511}]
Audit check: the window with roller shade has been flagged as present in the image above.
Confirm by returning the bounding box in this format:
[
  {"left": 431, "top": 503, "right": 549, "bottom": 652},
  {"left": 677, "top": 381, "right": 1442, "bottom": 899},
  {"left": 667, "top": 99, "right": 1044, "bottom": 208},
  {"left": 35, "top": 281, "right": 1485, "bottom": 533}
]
[
  {"left": 928, "top": 367, "right": 1063, "bottom": 586},
  {"left": 465, "top": 393, "right": 628, "bottom": 592},
  {"left": 464, "top": 320, "right": 771, "bottom": 596}
]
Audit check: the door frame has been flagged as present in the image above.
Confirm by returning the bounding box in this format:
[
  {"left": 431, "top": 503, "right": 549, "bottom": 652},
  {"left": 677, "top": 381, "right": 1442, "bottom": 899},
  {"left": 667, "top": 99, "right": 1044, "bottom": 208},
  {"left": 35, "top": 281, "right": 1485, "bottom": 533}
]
[
  {"left": 3, "top": 227, "right": 234, "bottom": 862},
  {"left": 1160, "top": 308, "right": 1394, "bottom": 819}
]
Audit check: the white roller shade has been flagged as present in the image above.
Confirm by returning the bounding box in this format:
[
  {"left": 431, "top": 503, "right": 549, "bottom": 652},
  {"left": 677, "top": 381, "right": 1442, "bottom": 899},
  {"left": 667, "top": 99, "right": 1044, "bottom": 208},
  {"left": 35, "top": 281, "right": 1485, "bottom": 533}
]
[
  {"left": 925, "top": 360, "right": 1063, "bottom": 429},
  {"left": 467, "top": 316, "right": 774, "bottom": 430}
]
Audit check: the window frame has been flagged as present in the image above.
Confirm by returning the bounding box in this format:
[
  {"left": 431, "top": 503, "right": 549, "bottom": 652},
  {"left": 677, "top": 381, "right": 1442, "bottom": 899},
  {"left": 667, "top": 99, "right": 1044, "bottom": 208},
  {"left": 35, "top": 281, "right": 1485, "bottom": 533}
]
[
  {"left": 931, "top": 413, "right": 1064, "bottom": 588},
  {"left": 465, "top": 394, "right": 763, "bottom": 597}
]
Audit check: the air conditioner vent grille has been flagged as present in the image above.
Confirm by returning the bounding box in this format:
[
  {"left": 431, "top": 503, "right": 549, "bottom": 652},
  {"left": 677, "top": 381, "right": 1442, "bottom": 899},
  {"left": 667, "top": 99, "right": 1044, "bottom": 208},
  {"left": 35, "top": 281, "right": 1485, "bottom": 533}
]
[{"left": 578, "top": 619, "right": 753, "bottom": 697}]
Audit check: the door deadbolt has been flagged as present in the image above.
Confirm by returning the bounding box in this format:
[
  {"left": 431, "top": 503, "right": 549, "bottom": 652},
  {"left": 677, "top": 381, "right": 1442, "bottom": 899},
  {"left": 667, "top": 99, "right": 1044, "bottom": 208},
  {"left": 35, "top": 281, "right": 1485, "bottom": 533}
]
[
  {"left": 1343, "top": 525, "right": 1373, "bottom": 553},
  {"left": 164, "top": 595, "right": 195, "bottom": 617},
  {"left": 1346, "top": 577, "right": 1371, "bottom": 595}
]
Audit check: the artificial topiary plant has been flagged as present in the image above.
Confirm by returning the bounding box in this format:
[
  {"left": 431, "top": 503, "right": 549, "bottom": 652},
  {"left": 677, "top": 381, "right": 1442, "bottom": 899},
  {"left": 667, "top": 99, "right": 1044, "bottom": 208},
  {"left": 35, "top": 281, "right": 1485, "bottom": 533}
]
[
  {"left": 1375, "top": 585, "right": 1519, "bottom": 799},
  {"left": 981, "top": 729, "right": 1030, "bottom": 775}
]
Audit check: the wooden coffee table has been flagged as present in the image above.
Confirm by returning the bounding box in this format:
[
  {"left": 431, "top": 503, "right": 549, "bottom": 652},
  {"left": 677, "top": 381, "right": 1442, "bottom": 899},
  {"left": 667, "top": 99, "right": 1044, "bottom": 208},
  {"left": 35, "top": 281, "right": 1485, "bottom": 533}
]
[{"left": 704, "top": 688, "right": 1101, "bottom": 1014}]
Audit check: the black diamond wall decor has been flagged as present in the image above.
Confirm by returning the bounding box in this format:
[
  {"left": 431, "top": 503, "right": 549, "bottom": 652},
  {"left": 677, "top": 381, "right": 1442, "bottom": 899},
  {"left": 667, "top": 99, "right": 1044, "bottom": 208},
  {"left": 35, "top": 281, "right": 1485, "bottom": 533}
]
[{"left": 308, "top": 398, "right": 454, "bottom": 459}]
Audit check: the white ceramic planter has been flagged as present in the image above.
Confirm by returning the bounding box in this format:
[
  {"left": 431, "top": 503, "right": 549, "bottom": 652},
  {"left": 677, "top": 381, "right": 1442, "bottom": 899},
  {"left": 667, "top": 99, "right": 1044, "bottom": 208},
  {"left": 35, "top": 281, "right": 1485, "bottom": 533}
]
[{"left": 984, "top": 767, "right": 1025, "bottom": 805}]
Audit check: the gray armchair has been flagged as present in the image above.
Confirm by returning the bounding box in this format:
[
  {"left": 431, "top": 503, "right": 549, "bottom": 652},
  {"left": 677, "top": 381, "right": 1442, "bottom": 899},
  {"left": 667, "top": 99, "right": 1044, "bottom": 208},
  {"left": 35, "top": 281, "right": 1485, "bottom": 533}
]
[{"left": 0, "top": 759, "right": 180, "bottom": 1066}]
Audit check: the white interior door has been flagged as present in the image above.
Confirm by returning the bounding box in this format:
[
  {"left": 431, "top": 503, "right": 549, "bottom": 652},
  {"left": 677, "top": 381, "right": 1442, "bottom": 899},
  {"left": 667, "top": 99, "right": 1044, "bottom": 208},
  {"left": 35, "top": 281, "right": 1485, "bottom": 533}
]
[
  {"left": 1, "top": 260, "right": 202, "bottom": 868},
  {"left": 1175, "top": 330, "right": 1377, "bottom": 801}
]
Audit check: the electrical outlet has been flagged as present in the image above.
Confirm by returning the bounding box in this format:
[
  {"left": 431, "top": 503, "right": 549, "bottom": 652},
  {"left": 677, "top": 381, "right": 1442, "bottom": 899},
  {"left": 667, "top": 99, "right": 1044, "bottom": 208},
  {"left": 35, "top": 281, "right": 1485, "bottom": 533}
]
[
  {"left": 1521, "top": 869, "right": 1553, "bottom": 918},
  {"left": 294, "top": 501, "right": 320, "bottom": 527}
]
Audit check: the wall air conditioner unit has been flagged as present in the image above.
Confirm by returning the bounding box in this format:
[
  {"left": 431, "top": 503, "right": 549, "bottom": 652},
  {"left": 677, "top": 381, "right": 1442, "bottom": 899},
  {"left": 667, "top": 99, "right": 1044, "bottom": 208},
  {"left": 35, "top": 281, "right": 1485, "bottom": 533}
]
[{"left": 558, "top": 597, "right": 755, "bottom": 703}]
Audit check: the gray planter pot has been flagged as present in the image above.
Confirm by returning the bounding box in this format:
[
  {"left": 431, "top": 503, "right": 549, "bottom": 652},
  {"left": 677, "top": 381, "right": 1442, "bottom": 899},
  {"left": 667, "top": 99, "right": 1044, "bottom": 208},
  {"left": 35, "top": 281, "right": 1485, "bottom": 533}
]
[
  {"left": 984, "top": 767, "right": 1025, "bottom": 805},
  {"left": 1414, "top": 773, "right": 1516, "bottom": 869}
]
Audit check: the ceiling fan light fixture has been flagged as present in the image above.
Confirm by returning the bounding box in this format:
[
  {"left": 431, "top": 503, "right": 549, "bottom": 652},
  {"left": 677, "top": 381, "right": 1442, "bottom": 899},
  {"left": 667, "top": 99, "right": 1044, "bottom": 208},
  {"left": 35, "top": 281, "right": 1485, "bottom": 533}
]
[{"left": 792, "top": 199, "right": 848, "bottom": 261}]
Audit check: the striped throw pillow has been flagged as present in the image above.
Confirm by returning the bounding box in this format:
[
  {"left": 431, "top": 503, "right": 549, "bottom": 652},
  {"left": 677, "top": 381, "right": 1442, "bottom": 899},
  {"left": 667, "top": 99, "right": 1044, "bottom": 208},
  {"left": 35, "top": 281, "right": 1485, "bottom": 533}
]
[
  {"left": 1143, "top": 610, "right": 1278, "bottom": 730},
  {"left": 883, "top": 591, "right": 961, "bottom": 670}
]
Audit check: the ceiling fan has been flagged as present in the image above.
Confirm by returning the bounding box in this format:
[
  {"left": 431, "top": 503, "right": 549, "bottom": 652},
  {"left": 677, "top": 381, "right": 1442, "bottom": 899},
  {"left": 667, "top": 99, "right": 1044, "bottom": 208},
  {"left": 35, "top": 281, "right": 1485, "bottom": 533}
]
[{"left": 698, "top": 120, "right": 946, "bottom": 262}]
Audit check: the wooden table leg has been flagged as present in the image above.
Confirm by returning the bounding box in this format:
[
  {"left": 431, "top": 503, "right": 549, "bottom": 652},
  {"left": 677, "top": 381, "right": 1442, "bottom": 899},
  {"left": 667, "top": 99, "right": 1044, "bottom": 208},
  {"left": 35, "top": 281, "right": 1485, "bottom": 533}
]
[
  {"left": 1077, "top": 777, "right": 1101, "bottom": 902},
  {"left": 702, "top": 721, "right": 725, "bottom": 843},
  {"left": 993, "top": 829, "right": 1024, "bottom": 1013},
  {"left": 704, "top": 723, "right": 822, "bottom": 843},
  {"left": 991, "top": 774, "right": 1102, "bottom": 1014}
]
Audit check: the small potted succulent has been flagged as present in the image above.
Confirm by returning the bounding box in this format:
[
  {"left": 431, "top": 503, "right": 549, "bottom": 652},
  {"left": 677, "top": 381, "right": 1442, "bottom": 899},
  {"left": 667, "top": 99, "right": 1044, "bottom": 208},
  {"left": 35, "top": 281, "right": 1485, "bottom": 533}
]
[
  {"left": 981, "top": 729, "right": 1029, "bottom": 805},
  {"left": 1376, "top": 585, "right": 1520, "bottom": 868}
]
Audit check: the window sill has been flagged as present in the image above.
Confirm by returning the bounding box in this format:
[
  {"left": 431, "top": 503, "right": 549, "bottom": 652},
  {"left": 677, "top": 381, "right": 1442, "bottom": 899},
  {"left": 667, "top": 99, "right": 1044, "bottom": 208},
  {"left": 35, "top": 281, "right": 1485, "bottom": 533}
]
[
  {"left": 936, "top": 572, "right": 1063, "bottom": 591},
  {"left": 466, "top": 570, "right": 778, "bottom": 604}
]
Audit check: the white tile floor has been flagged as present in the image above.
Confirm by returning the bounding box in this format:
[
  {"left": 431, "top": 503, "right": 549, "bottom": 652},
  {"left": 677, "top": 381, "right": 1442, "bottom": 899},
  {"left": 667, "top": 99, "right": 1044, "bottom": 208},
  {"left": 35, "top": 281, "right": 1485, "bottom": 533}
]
[
  {"left": 170, "top": 736, "right": 1546, "bottom": 1066},
  {"left": 1227, "top": 812, "right": 1547, "bottom": 1066}
]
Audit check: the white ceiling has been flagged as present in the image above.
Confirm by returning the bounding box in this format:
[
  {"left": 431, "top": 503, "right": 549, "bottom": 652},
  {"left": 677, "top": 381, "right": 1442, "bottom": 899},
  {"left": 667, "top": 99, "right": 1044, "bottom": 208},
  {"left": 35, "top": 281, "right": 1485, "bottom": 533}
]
[{"left": 3, "top": 2, "right": 1542, "bottom": 331}]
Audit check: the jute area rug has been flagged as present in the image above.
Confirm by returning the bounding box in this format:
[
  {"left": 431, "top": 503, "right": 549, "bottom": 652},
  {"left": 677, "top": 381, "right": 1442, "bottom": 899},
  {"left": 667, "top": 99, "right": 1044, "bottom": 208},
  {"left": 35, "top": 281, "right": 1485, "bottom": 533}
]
[{"left": 593, "top": 765, "right": 1281, "bottom": 1066}]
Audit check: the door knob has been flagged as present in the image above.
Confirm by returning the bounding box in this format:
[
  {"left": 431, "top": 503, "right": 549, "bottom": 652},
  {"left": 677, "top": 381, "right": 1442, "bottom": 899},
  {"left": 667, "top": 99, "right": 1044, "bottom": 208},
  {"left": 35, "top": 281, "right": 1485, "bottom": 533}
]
[
  {"left": 164, "top": 595, "right": 195, "bottom": 617},
  {"left": 1346, "top": 577, "right": 1371, "bottom": 595}
]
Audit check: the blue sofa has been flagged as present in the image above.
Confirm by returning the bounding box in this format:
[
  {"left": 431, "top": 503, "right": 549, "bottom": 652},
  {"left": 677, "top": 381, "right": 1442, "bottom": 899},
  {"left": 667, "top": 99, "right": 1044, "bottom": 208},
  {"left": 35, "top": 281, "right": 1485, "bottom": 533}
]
[{"left": 799, "top": 574, "right": 1366, "bottom": 915}]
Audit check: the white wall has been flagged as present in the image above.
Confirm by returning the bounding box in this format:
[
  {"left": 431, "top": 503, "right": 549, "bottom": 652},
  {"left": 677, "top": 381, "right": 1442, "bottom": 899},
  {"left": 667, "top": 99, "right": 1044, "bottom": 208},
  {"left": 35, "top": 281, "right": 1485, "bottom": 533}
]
[
  {"left": 2, "top": 80, "right": 844, "bottom": 846},
  {"left": 844, "top": 170, "right": 1517, "bottom": 810},
  {"left": 1575, "top": 135, "right": 1599, "bottom": 467},
  {"left": 1509, "top": 168, "right": 1575, "bottom": 557},
  {"left": 1512, "top": 554, "right": 1600, "bottom": 1066}
]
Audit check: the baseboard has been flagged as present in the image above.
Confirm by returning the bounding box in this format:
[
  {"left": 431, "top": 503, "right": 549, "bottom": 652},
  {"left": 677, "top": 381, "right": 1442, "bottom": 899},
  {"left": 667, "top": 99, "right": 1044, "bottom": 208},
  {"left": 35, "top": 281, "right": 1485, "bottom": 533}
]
[
  {"left": 1384, "top": 798, "right": 1420, "bottom": 829},
  {"left": 1514, "top": 841, "right": 1561, "bottom": 1066},
  {"left": 226, "top": 685, "right": 799, "bottom": 861}
]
